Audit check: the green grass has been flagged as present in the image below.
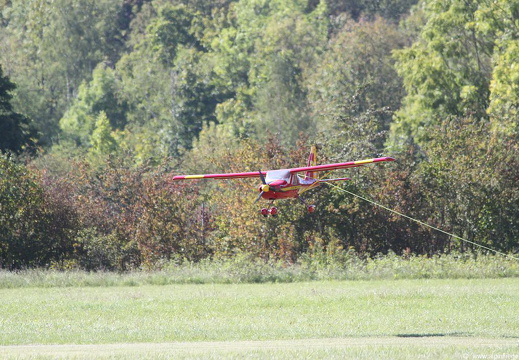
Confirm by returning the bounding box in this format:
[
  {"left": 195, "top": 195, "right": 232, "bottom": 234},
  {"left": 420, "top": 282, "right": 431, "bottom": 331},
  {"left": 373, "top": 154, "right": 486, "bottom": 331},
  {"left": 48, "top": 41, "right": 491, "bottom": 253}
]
[
  {"left": 1, "top": 254, "right": 518, "bottom": 358},
  {"left": 1, "top": 252, "right": 518, "bottom": 289},
  {"left": 2, "top": 338, "right": 519, "bottom": 359},
  {"left": 1, "top": 278, "right": 518, "bottom": 359}
]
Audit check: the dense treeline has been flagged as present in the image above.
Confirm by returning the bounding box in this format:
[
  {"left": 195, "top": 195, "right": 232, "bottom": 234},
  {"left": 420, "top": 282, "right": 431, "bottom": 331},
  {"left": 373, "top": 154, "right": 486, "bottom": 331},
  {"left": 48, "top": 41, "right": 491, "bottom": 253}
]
[{"left": 0, "top": 0, "right": 517, "bottom": 269}]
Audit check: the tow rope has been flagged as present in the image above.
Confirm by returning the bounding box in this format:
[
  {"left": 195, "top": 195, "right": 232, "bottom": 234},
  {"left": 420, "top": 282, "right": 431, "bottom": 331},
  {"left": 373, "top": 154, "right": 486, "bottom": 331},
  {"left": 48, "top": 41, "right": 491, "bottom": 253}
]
[{"left": 325, "top": 182, "right": 518, "bottom": 260}]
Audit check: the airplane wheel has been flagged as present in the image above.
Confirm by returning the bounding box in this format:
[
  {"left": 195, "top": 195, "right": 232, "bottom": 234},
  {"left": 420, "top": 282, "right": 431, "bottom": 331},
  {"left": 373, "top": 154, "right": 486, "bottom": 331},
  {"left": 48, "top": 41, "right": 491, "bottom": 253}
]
[
  {"left": 269, "top": 207, "right": 278, "bottom": 216},
  {"left": 260, "top": 208, "right": 269, "bottom": 217},
  {"left": 307, "top": 205, "right": 316, "bottom": 213}
]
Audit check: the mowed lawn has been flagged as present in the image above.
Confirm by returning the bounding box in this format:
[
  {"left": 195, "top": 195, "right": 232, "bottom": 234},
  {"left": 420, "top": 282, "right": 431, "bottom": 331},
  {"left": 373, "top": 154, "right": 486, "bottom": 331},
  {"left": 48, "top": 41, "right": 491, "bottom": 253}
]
[{"left": 1, "top": 278, "right": 518, "bottom": 359}]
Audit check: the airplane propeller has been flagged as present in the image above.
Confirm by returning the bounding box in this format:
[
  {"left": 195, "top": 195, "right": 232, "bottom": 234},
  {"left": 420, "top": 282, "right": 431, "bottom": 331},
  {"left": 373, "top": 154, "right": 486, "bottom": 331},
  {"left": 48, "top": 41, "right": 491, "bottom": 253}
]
[
  {"left": 254, "top": 170, "right": 267, "bottom": 204},
  {"left": 259, "top": 170, "right": 267, "bottom": 185},
  {"left": 254, "top": 190, "right": 264, "bottom": 204},
  {"left": 253, "top": 170, "right": 278, "bottom": 204}
]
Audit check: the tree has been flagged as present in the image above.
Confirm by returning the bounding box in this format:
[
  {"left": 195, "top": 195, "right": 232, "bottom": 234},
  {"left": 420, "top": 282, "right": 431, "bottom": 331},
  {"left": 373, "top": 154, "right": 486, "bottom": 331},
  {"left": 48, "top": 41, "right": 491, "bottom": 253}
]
[
  {"left": 0, "top": 154, "right": 77, "bottom": 268},
  {"left": 253, "top": 53, "right": 311, "bottom": 146},
  {"left": 478, "top": 0, "right": 519, "bottom": 139},
  {"left": 88, "top": 111, "right": 117, "bottom": 158},
  {"left": 64, "top": 159, "right": 206, "bottom": 269},
  {"left": 0, "top": 0, "right": 128, "bottom": 147},
  {"left": 307, "top": 16, "right": 407, "bottom": 149},
  {"left": 326, "top": 0, "right": 419, "bottom": 23},
  {"left": 111, "top": 2, "right": 221, "bottom": 161},
  {"left": 147, "top": 4, "right": 201, "bottom": 67},
  {"left": 416, "top": 117, "right": 519, "bottom": 253},
  {"left": 59, "top": 63, "right": 127, "bottom": 147},
  {"left": 389, "top": 0, "right": 496, "bottom": 148},
  {"left": 0, "top": 64, "right": 34, "bottom": 152},
  {"left": 210, "top": 0, "right": 328, "bottom": 143}
]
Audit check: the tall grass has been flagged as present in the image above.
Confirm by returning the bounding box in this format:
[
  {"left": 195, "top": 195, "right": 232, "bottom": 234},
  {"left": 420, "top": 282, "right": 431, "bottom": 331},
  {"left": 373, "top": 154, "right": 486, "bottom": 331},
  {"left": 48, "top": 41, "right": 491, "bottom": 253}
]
[{"left": 0, "top": 251, "right": 517, "bottom": 288}]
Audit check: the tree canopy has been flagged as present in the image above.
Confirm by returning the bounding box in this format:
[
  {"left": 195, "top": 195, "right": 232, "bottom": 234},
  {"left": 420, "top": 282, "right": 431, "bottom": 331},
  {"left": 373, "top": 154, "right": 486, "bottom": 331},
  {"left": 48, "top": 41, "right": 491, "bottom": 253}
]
[{"left": 0, "top": 0, "right": 517, "bottom": 269}]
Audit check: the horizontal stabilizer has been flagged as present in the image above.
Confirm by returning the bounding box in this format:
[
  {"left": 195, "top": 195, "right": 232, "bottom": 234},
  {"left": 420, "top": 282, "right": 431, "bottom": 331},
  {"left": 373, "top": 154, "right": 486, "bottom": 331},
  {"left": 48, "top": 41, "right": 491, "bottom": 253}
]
[{"left": 318, "top": 177, "right": 351, "bottom": 183}]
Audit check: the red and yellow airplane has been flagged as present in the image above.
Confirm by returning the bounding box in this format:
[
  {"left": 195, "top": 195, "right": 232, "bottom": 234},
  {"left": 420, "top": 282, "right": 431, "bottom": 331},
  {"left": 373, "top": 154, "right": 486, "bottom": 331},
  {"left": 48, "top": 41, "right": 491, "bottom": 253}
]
[{"left": 173, "top": 146, "right": 394, "bottom": 216}]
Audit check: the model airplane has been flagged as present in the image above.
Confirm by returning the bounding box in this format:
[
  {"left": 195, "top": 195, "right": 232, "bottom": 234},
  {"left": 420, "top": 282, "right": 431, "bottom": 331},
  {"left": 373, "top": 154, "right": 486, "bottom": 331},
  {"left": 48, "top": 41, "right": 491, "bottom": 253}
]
[{"left": 173, "top": 146, "right": 394, "bottom": 216}]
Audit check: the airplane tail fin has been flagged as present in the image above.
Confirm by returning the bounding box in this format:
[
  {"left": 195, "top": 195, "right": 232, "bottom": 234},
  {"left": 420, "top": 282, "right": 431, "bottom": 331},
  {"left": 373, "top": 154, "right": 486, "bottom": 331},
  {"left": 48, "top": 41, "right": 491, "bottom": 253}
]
[{"left": 305, "top": 145, "right": 318, "bottom": 180}]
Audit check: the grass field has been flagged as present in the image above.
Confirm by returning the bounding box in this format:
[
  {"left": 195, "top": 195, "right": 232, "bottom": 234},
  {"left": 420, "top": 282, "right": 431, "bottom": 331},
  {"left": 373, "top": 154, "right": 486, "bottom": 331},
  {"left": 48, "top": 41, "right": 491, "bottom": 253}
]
[{"left": 1, "top": 278, "right": 518, "bottom": 359}]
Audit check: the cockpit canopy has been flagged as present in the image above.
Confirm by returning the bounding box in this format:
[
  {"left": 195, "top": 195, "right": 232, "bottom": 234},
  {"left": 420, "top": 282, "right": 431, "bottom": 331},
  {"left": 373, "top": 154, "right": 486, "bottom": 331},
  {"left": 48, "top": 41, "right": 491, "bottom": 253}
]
[{"left": 265, "top": 169, "right": 291, "bottom": 183}]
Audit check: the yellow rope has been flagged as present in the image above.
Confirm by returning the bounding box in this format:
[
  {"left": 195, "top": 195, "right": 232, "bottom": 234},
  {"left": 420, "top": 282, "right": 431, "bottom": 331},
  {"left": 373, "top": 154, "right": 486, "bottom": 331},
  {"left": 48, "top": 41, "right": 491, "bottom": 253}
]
[{"left": 325, "top": 182, "right": 518, "bottom": 260}]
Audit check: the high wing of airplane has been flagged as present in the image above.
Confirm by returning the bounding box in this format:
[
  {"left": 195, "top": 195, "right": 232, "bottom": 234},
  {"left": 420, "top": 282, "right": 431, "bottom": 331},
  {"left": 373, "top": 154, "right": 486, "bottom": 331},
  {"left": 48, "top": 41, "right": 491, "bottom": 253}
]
[{"left": 173, "top": 146, "right": 394, "bottom": 216}]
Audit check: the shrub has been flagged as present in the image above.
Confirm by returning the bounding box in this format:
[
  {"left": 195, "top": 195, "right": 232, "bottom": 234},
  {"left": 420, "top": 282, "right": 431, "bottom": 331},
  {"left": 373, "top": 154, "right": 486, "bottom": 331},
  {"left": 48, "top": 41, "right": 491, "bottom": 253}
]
[{"left": 0, "top": 153, "right": 76, "bottom": 268}]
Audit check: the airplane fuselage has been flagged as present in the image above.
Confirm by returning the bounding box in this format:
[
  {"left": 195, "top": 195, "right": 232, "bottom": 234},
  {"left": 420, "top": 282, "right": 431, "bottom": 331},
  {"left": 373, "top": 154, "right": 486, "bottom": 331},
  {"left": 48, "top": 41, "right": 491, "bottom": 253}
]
[{"left": 258, "top": 171, "right": 320, "bottom": 200}]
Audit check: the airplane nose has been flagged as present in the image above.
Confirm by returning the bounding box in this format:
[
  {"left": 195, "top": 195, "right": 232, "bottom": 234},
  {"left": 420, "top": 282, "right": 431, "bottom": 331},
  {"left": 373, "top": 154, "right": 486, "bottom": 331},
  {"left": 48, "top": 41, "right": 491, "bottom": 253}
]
[{"left": 261, "top": 184, "right": 270, "bottom": 192}]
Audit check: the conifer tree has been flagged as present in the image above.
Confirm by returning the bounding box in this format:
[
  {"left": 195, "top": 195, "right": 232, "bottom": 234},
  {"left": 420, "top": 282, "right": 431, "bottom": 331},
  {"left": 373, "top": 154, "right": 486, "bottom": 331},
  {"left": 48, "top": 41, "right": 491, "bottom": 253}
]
[{"left": 0, "top": 64, "right": 34, "bottom": 152}]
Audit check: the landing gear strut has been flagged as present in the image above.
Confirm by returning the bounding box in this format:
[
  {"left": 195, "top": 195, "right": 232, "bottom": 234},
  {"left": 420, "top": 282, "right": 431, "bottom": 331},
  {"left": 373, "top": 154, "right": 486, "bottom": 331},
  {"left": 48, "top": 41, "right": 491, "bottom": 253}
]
[{"left": 298, "top": 196, "right": 316, "bottom": 213}]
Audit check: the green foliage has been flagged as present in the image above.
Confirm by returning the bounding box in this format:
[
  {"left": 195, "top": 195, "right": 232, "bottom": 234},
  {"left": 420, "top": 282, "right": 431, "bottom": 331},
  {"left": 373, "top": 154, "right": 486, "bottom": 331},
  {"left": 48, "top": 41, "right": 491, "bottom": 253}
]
[
  {"left": 308, "top": 16, "right": 406, "bottom": 142},
  {"left": 327, "top": 0, "right": 419, "bottom": 22},
  {"left": 481, "top": 0, "right": 519, "bottom": 138},
  {"left": 0, "top": 252, "right": 518, "bottom": 288},
  {"left": 60, "top": 64, "right": 127, "bottom": 147},
  {"left": 0, "top": 153, "right": 76, "bottom": 268},
  {"left": 390, "top": 0, "right": 519, "bottom": 148},
  {"left": 62, "top": 159, "right": 208, "bottom": 270},
  {"left": 0, "top": 0, "right": 128, "bottom": 145},
  {"left": 0, "top": 153, "right": 43, "bottom": 268},
  {"left": 253, "top": 53, "right": 311, "bottom": 146},
  {"left": 88, "top": 111, "right": 118, "bottom": 158},
  {"left": 392, "top": 0, "right": 495, "bottom": 145},
  {"left": 209, "top": 0, "right": 329, "bottom": 143},
  {"left": 148, "top": 4, "right": 200, "bottom": 66},
  {"left": 0, "top": 0, "right": 517, "bottom": 268},
  {"left": 111, "top": 1, "right": 231, "bottom": 161},
  {"left": 0, "top": 65, "right": 35, "bottom": 152},
  {"left": 417, "top": 118, "right": 519, "bottom": 252}
]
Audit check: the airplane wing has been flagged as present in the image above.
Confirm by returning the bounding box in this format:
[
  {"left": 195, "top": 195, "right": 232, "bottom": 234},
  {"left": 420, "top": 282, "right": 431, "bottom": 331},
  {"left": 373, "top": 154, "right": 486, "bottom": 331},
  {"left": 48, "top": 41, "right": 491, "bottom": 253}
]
[
  {"left": 172, "top": 171, "right": 265, "bottom": 180},
  {"left": 172, "top": 157, "right": 394, "bottom": 180},
  {"left": 288, "top": 156, "right": 395, "bottom": 174}
]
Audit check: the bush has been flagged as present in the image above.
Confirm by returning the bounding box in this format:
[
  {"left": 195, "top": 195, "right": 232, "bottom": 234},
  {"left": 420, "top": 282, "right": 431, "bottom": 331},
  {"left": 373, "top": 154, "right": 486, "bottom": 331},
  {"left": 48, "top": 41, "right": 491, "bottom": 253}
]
[{"left": 0, "top": 153, "right": 76, "bottom": 268}]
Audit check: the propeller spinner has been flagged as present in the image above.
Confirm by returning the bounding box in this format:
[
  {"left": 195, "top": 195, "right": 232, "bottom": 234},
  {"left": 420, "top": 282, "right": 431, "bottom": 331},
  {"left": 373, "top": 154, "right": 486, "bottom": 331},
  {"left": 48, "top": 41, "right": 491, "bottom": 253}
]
[{"left": 254, "top": 170, "right": 274, "bottom": 203}]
